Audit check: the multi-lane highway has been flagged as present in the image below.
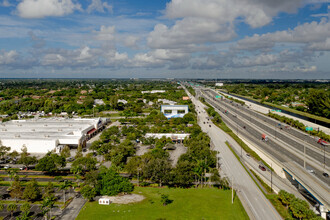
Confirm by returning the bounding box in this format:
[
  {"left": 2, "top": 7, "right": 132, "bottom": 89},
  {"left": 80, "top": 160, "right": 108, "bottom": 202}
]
[
  {"left": 197, "top": 87, "right": 330, "bottom": 215},
  {"left": 184, "top": 86, "right": 282, "bottom": 220}
]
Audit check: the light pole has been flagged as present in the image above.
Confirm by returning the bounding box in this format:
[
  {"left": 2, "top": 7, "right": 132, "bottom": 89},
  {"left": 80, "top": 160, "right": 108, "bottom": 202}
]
[
  {"left": 231, "top": 176, "right": 234, "bottom": 204},
  {"left": 304, "top": 134, "right": 307, "bottom": 169}
]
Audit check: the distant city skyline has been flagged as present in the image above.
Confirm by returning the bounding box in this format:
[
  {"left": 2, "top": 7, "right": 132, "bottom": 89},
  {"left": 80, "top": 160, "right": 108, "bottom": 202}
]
[{"left": 0, "top": 0, "right": 330, "bottom": 79}]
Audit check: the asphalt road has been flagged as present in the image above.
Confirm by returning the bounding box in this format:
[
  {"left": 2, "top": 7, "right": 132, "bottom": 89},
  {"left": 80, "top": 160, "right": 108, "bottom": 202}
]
[
  {"left": 202, "top": 89, "right": 330, "bottom": 185},
  {"left": 186, "top": 88, "right": 282, "bottom": 220},
  {"left": 199, "top": 88, "right": 330, "bottom": 210}
]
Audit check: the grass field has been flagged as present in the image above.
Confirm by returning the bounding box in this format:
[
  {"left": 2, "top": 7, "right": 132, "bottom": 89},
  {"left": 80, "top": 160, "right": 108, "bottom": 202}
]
[{"left": 77, "top": 187, "right": 249, "bottom": 220}]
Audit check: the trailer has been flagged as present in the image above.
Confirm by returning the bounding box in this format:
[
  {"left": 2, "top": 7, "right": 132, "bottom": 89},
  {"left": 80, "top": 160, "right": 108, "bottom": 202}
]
[{"left": 262, "top": 134, "right": 268, "bottom": 141}]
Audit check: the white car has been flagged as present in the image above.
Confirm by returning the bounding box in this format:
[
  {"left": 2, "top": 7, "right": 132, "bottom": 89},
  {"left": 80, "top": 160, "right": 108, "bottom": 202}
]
[{"left": 4, "top": 165, "right": 10, "bottom": 169}]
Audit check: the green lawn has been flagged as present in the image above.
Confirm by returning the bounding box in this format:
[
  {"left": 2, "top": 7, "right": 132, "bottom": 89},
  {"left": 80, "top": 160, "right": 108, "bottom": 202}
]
[{"left": 77, "top": 187, "right": 249, "bottom": 220}]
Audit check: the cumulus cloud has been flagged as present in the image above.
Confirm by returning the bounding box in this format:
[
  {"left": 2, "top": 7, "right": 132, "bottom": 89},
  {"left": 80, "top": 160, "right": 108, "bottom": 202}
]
[
  {"left": 94, "top": 25, "right": 115, "bottom": 41},
  {"left": 234, "top": 19, "right": 330, "bottom": 51},
  {"left": 0, "top": 50, "right": 18, "bottom": 65},
  {"left": 124, "top": 36, "right": 139, "bottom": 49},
  {"left": 16, "top": 0, "right": 82, "bottom": 19},
  {"left": 87, "top": 0, "right": 113, "bottom": 13},
  {"left": 1, "top": 0, "right": 12, "bottom": 7}
]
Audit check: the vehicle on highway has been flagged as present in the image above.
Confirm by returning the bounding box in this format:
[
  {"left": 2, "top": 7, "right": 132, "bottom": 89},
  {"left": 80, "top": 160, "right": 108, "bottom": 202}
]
[
  {"left": 317, "top": 138, "right": 330, "bottom": 146},
  {"left": 243, "top": 126, "right": 246, "bottom": 129},
  {"left": 307, "top": 169, "right": 315, "bottom": 174},
  {"left": 246, "top": 153, "right": 250, "bottom": 158},
  {"left": 209, "top": 125, "right": 211, "bottom": 127},
  {"left": 258, "top": 165, "right": 266, "bottom": 171},
  {"left": 203, "top": 122, "right": 205, "bottom": 124},
  {"left": 4, "top": 165, "right": 10, "bottom": 169},
  {"left": 323, "top": 172, "right": 329, "bottom": 178},
  {"left": 261, "top": 134, "right": 268, "bottom": 141}
]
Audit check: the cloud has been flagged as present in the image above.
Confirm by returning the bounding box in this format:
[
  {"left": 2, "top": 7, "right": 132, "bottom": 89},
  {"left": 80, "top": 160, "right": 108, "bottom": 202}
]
[
  {"left": 28, "top": 31, "right": 45, "bottom": 48},
  {"left": 87, "top": 0, "right": 113, "bottom": 14},
  {"left": 295, "top": 65, "right": 317, "bottom": 72},
  {"left": 124, "top": 36, "right": 139, "bottom": 49},
  {"left": 1, "top": 0, "right": 12, "bottom": 7},
  {"left": 234, "top": 19, "right": 330, "bottom": 51},
  {"left": 165, "top": 0, "right": 303, "bottom": 28},
  {"left": 0, "top": 50, "right": 18, "bottom": 65},
  {"left": 94, "top": 25, "right": 115, "bottom": 41},
  {"left": 16, "top": 0, "right": 82, "bottom": 19},
  {"left": 147, "top": 18, "right": 236, "bottom": 49}
]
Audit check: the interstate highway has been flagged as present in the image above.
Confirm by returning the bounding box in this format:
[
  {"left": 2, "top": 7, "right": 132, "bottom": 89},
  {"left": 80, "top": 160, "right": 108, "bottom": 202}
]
[{"left": 203, "top": 89, "right": 330, "bottom": 180}]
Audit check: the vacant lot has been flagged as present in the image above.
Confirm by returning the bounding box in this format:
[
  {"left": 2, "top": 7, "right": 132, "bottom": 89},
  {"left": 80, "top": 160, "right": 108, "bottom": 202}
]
[{"left": 77, "top": 187, "right": 249, "bottom": 220}]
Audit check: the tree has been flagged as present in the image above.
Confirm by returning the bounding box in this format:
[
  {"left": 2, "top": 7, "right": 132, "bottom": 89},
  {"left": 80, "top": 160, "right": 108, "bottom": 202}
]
[
  {"left": 81, "top": 185, "right": 96, "bottom": 201},
  {"left": 10, "top": 177, "right": 22, "bottom": 202},
  {"left": 23, "top": 179, "right": 41, "bottom": 201},
  {"left": 278, "top": 190, "right": 294, "bottom": 208},
  {"left": 0, "top": 145, "right": 11, "bottom": 159},
  {"left": 71, "top": 156, "right": 97, "bottom": 175},
  {"left": 60, "top": 180, "right": 73, "bottom": 203},
  {"left": 7, "top": 203, "right": 17, "bottom": 219},
  {"left": 19, "top": 202, "right": 31, "bottom": 220},
  {"left": 36, "top": 152, "right": 66, "bottom": 173},
  {"left": 172, "top": 160, "right": 195, "bottom": 187},
  {"left": 43, "top": 182, "right": 55, "bottom": 199},
  {"left": 0, "top": 202, "right": 4, "bottom": 212},
  {"left": 7, "top": 168, "right": 18, "bottom": 185},
  {"left": 289, "top": 198, "right": 309, "bottom": 220},
  {"left": 75, "top": 145, "right": 83, "bottom": 159},
  {"left": 97, "top": 167, "right": 134, "bottom": 196},
  {"left": 160, "top": 194, "right": 172, "bottom": 206},
  {"left": 60, "top": 145, "right": 71, "bottom": 158},
  {"left": 41, "top": 195, "right": 56, "bottom": 220},
  {"left": 144, "top": 158, "right": 172, "bottom": 187}
]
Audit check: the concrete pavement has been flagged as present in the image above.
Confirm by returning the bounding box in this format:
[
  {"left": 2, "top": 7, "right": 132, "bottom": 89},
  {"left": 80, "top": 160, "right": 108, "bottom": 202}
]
[{"left": 186, "top": 88, "right": 282, "bottom": 220}]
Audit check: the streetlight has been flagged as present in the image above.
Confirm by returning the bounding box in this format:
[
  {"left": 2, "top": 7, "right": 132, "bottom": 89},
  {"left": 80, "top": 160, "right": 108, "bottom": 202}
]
[{"left": 271, "top": 163, "right": 273, "bottom": 192}]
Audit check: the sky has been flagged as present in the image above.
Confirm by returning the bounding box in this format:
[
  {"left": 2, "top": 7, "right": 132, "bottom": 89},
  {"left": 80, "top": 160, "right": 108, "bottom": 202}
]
[{"left": 0, "top": 0, "right": 330, "bottom": 79}]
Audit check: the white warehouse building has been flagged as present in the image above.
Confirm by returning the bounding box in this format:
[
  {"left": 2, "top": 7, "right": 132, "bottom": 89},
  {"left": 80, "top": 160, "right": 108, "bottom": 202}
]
[{"left": 0, "top": 117, "right": 108, "bottom": 153}]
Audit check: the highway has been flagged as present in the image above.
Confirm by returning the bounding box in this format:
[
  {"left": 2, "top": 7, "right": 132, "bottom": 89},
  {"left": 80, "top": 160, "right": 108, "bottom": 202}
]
[
  {"left": 203, "top": 89, "right": 330, "bottom": 182},
  {"left": 184, "top": 86, "right": 282, "bottom": 220},
  {"left": 198, "top": 87, "right": 330, "bottom": 214}
]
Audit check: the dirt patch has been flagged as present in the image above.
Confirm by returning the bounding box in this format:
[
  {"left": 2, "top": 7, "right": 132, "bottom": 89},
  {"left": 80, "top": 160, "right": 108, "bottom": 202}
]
[{"left": 106, "top": 194, "right": 145, "bottom": 204}]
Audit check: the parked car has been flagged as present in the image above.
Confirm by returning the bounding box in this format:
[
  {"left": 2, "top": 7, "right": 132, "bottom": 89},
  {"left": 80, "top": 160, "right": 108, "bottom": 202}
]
[
  {"left": 323, "top": 172, "right": 329, "bottom": 178},
  {"left": 4, "top": 165, "right": 10, "bottom": 169},
  {"left": 258, "top": 165, "right": 266, "bottom": 171},
  {"left": 209, "top": 125, "right": 211, "bottom": 127}
]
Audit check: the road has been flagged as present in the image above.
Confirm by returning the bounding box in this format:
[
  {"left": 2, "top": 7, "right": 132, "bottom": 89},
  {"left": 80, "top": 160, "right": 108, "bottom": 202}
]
[
  {"left": 198, "top": 87, "right": 330, "bottom": 212},
  {"left": 202, "top": 89, "right": 330, "bottom": 184},
  {"left": 185, "top": 87, "right": 282, "bottom": 220}
]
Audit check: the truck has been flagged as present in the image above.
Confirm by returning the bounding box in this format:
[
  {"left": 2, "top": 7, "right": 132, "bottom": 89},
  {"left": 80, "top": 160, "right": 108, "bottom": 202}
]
[
  {"left": 317, "top": 138, "right": 330, "bottom": 146},
  {"left": 261, "top": 134, "right": 268, "bottom": 141}
]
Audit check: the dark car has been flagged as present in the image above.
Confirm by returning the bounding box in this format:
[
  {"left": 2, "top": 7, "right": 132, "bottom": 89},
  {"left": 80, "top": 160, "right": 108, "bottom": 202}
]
[
  {"left": 209, "top": 125, "right": 211, "bottom": 127},
  {"left": 323, "top": 172, "right": 329, "bottom": 178},
  {"left": 259, "top": 165, "right": 266, "bottom": 171}
]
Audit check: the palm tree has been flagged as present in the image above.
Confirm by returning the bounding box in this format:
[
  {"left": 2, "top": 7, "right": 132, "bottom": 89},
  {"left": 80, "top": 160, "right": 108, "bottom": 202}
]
[{"left": 7, "top": 203, "right": 17, "bottom": 218}]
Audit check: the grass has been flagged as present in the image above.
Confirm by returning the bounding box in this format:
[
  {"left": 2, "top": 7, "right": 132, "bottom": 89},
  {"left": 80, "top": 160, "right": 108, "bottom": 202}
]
[{"left": 77, "top": 187, "right": 249, "bottom": 220}]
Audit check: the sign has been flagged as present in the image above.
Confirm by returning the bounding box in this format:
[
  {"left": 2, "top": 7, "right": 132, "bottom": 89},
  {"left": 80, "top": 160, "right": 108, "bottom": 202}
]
[
  {"left": 305, "top": 127, "right": 313, "bottom": 131},
  {"left": 215, "top": 95, "right": 222, "bottom": 98},
  {"left": 276, "top": 110, "right": 281, "bottom": 112}
]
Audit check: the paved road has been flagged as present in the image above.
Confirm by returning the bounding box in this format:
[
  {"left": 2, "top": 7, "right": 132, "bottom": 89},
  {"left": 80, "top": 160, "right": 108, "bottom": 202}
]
[
  {"left": 185, "top": 87, "right": 282, "bottom": 220},
  {"left": 202, "top": 89, "right": 330, "bottom": 184},
  {"left": 59, "top": 196, "right": 86, "bottom": 220},
  {"left": 199, "top": 88, "right": 330, "bottom": 211}
]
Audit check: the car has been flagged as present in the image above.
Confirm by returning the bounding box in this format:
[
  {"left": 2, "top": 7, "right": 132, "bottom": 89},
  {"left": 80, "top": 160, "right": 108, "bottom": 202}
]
[
  {"left": 209, "top": 125, "right": 211, "bottom": 127},
  {"left": 246, "top": 153, "right": 250, "bottom": 158},
  {"left": 258, "top": 165, "right": 266, "bottom": 171},
  {"left": 4, "top": 165, "right": 10, "bottom": 169},
  {"left": 323, "top": 172, "right": 329, "bottom": 178},
  {"left": 82, "top": 148, "right": 87, "bottom": 152},
  {"left": 66, "top": 157, "right": 74, "bottom": 162}
]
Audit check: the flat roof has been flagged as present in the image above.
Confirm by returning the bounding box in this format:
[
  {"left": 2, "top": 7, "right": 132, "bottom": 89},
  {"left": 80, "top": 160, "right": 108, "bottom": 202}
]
[{"left": 0, "top": 118, "right": 103, "bottom": 140}]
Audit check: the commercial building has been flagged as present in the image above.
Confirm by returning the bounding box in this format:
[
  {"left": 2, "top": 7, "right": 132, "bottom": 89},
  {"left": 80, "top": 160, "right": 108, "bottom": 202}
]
[
  {"left": 160, "top": 105, "right": 189, "bottom": 119},
  {"left": 0, "top": 117, "right": 109, "bottom": 153},
  {"left": 145, "top": 133, "right": 190, "bottom": 143}
]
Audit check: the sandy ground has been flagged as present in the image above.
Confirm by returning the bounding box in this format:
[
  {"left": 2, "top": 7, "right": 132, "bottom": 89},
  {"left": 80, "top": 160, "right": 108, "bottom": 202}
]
[{"left": 102, "top": 194, "right": 145, "bottom": 204}]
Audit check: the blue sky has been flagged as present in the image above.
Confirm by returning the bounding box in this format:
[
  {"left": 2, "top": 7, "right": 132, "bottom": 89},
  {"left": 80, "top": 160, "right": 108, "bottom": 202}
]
[{"left": 0, "top": 0, "right": 330, "bottom": 79}]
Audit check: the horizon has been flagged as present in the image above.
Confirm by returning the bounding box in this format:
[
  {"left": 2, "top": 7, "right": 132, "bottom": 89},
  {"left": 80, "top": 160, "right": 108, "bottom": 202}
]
[{"left": 0, "top": 0, "right": 330, "bottom": 79}]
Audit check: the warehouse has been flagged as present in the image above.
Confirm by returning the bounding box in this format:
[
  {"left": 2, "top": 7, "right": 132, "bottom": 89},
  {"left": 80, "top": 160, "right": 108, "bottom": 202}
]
[{"left": 0, "top": 117, "right": 108, "bottom": 153}]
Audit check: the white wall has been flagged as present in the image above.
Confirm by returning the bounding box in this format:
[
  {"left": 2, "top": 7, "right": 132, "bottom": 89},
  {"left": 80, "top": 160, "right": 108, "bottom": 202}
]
[{"left": 1, "top": 139, "right": 57, "bottom": 153}]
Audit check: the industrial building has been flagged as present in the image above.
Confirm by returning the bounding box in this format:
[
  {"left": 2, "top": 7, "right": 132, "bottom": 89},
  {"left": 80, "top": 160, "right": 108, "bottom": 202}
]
[{"left": 0, "top": 117, "right": 109, "bottom": 153}]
